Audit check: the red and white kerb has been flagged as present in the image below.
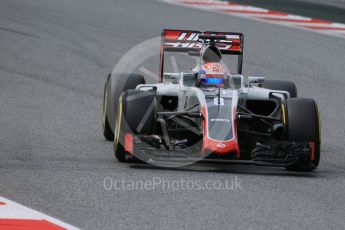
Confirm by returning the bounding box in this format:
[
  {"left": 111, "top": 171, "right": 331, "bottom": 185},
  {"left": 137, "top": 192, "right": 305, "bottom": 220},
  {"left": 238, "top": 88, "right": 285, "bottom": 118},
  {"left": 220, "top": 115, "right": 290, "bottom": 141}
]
[
  {"left": 0, "top": 196, "right": 79, "bottom": 230},
  {"left": 161, "top": 0, "right": 345, "bottom": 38}
]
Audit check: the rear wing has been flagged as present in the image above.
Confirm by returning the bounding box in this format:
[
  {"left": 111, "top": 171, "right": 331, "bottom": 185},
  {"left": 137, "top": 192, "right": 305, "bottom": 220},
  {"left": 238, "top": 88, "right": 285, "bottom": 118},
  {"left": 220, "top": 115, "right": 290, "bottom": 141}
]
[{"left": 159, "top": 29, "right": 244, "bottom": 81}]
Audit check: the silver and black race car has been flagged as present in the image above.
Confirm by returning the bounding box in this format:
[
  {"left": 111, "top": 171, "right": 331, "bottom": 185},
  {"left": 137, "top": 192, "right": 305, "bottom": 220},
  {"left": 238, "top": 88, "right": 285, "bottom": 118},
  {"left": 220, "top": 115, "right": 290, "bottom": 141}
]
[{"left": 102, "top": 29, "right": 321, "bottom": 171}]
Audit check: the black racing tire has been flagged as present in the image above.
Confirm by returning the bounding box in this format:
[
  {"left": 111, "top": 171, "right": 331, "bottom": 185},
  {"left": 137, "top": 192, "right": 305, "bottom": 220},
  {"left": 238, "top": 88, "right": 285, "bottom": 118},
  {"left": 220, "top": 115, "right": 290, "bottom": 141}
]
[
  {"left": 102, "top": 73, "right": 145, "bottom": 141},
  {"left": 284, "top": 98, "right": 321, "bottom": 171},
  {"left": 102, "top": 74, "right": 114, "bottom": 141},
  {"left": 261, "top": 80, "right": 297, "bottom": 98},
  {"left": 114, "top": 90, "right": 156, "bottom": 162}
]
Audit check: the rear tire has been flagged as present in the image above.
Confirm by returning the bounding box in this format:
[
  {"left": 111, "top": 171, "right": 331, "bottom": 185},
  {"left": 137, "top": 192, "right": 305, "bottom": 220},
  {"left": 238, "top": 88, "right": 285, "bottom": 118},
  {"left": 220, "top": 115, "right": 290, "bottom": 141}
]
[
  {"left": 284, "top": 98, "right": 320, "bottom": 171},
  {"left": 114, "top": 90, "right": 156, "bottom": 162},
  {"left": 102, "top": 73, "right": 145, "bottom": 141},
  {"left": 261, "top": 80, "right": 297, "bottom": 98}
]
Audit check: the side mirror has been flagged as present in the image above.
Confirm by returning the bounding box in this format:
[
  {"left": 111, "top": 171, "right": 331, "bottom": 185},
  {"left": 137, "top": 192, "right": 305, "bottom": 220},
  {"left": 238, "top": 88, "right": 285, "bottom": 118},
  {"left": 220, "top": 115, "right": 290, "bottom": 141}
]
[
  {"left": 226, "top": 74, "right": 244, "bottom": 89},
  {"left": 163, "top": 73, "right": 181, "bottom": 84},
  {"left": 248, "top": 76, "right": 265, "bottom": 84}
]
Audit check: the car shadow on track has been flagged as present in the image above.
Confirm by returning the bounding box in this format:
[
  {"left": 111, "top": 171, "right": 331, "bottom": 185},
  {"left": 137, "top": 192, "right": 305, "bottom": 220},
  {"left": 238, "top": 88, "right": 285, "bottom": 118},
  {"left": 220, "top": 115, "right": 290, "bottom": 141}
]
[{"left": 128, "top": 162, "right": 319, "bottom": 178}]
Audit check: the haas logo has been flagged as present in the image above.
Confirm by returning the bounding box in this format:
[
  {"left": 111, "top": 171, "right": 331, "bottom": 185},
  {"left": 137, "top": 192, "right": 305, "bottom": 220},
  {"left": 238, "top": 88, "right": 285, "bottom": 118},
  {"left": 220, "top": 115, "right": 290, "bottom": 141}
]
[{"left": 217, "top": 143, "right": 226, "bottom": 149}]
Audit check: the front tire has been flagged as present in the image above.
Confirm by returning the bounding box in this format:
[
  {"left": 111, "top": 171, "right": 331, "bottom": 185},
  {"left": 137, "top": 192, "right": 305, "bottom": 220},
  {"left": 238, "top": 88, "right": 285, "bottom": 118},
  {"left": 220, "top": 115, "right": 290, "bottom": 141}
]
[
  {"left": 284, "top": 98, "right": 320, "bottom": 171},
  {"left": 102, "top": 73, "right": 145, "bottom": 141},
  {"left": 103, "top": 74, "right": 114, "bottom": 140},
  {"left": 114, "top": 90, "right": 156, "bottom": 162}
]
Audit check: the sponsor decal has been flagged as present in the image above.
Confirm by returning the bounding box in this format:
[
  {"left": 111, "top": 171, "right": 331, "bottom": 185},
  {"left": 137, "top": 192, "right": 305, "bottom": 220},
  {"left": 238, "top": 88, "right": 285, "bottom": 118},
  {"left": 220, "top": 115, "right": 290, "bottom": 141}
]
[
  {"left": 217, "top": 143, "right": 226, "bottom": 148},
  {"left": 214, "top": 97, "right": 225, "bottom": 105},
  {"left": 211, "top": 118, "right": 230, "bottom": 122},
  {"left": 164, "top": 31, "right": 240, "bottom": 50}
]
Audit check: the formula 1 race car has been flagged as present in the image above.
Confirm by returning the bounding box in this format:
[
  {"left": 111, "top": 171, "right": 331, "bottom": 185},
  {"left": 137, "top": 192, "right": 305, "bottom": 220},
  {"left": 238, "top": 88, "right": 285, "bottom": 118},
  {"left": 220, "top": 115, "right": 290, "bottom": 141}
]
[{"left": 102, "top": 29, "right": 321, "bottom": 171}]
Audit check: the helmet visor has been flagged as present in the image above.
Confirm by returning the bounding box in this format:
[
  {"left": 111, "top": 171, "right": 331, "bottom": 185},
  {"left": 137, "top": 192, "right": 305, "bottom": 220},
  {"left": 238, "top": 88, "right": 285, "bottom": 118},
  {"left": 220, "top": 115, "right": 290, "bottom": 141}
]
[{"left": 201, "top": 77, "right": 224, "bottom": 85}]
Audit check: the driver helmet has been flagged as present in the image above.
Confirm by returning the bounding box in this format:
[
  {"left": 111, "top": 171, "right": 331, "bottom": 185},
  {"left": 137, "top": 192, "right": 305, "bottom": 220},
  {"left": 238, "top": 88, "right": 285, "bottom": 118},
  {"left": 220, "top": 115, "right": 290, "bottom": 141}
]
[{"left": 198, "top": 62, "right": 227, "bottom": 87}]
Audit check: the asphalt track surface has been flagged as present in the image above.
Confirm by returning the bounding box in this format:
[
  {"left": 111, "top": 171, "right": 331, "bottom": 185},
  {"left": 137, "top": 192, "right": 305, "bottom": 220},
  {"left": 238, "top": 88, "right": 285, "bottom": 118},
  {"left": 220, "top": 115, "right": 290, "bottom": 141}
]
[
  {"left": 297, "top": 0, "right": 345, "bottom": 9},
  {"left": 1, "top": 0, "right": 345, "bottom": 229},
  {"left": 231, "top": 0, "right": 345, "bottom": 23}
]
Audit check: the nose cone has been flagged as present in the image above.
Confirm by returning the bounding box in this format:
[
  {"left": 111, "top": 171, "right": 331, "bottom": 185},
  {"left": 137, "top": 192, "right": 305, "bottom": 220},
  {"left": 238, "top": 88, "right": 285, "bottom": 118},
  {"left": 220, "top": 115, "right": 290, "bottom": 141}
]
[
  {"left": 202, "top": 138, "right": 240, "bottom": 157},
  {"left": 201, "top": 104, "right": 240, "bottom": 158}
]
